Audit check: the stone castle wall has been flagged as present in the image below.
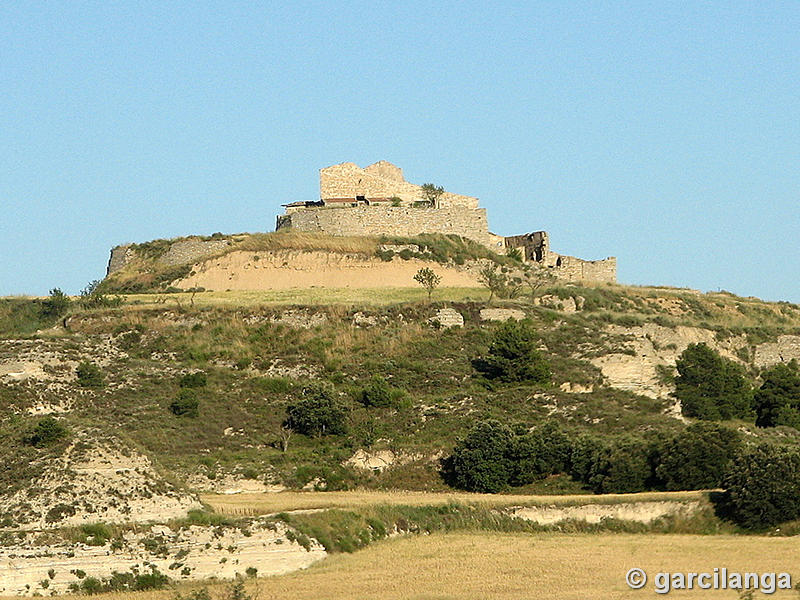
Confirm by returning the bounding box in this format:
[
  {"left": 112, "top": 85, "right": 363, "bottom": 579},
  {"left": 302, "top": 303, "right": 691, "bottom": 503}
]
[
  {"left": 107, "top": 238, "right": 231, "bottom": 275},
  {"left": 547, "top": 254, "right": 617, "bottom": 284},
  {"left": 105, "top": 161, "right": 617, "bottom": 285},
  {"left": 320, "top": 162, "right": 479, "bottom": 208},
  {"left": 107, "top": 245, "right": 136, "bottom": 274},
  {"left": 279, "top": 205, "right": 506, "bottom": 251}
]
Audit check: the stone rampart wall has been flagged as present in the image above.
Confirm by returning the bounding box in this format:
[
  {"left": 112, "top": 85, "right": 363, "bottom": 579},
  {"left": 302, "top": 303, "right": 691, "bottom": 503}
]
[
  {"left": 106, "top": 239, "right": 231, "bottom": 275},
  {"left": 548, "top": 254, "right": 617, "bottom": 283},
  {"left": 281, "top": 205, "right": 504, "bottom": 250}
]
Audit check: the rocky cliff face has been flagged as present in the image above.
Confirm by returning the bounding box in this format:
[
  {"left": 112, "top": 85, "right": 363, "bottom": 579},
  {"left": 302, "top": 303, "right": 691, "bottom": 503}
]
[{"left": 0, "top": 519, "right": 325, "bottom": 596}]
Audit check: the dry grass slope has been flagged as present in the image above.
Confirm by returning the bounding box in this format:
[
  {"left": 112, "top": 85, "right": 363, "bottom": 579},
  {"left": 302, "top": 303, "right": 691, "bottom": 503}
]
[
  {"left": 11, "top": 532, "right": 798, "bottom": 600},
  {"left": 121, "top": 287, "right": 487, "bottom": 308},
  {"left": 202, "top": 490, "right": 707, "bottom": 516}
]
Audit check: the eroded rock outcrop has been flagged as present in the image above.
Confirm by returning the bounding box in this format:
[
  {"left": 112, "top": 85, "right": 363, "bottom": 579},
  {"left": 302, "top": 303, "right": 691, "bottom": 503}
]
[
  {"left": 0, "top": 436, "right": 202, "bottom": 530},
  {"left": 0, "top": 519, "right": 324, "bottom": 596}
]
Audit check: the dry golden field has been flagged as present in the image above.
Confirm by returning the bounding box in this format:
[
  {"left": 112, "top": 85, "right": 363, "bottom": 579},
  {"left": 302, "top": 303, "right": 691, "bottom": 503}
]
[
  {"left": 15, "top": 532, "right": 799, "bottom": 600},
  {"left": 120, "top": 286, "right": 487, "bottom": 308},
  {"left": 201, "top": 489, "right": 707, "bottom": 516}
]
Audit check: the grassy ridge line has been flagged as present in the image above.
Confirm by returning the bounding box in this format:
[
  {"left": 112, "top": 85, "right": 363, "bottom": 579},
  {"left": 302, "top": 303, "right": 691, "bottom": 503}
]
[
  {"left": 123, "top": 231, "right": 507, "bottom": 263},
  {"left": 103, "top": 231, "right": 512, "bottom": 294},
  {"left": 201, "top": 490, "right": 707, "bottom": 516}
]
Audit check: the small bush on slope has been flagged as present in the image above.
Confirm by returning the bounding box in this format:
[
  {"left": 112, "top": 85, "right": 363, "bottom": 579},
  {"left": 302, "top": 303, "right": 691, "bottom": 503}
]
[
  {"left": 285, "top": 382, "right": 348, "bottom": 437},
  {"left": 472, "top": 319, "right": 551, "bottom": 384}
]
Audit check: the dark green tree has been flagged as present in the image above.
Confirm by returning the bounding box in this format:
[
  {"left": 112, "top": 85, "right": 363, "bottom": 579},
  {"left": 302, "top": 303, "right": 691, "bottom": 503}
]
[
  {"left": 285, "top": 382, "right": 348, "bottom": 437},
  {"left": 655, "top": 422, "right": 741, "bottom": 490},
  {"left": 510, "top": 421, "right": 572, "bottom": 486},
  {"left": 447, "top": 420, "right": 516, "bottom": 493},
  {"left": 594, "top": 438, "right": 654, "bottom": 493},
  {"left": 569, "top": 434, "right": 605, "bottom": 485},
  {"left": 170, "top": 388, "right": 199, "bottom": 417},
  {"left": 25, "top": 417, "right": 69, "bottom": 447},
  {"left": 473, "top": 319, "right": 551, "bottom": 384},
  {"left": 722, "top": 444, "right": 800, "bottom": 529},
  {"left": 571, "top": 436, "right": 654, "bottom": 494},
  {"left": 674, "top": 343, "right": 753, "bottom": 420},
  {"left": 754, "top": 361, "right": 800, "bottom": 429}
]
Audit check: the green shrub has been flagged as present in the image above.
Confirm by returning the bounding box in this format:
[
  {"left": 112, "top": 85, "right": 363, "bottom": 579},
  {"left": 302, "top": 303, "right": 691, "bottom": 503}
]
[
  {"left": 80, "top": 577, "right": 103, "bottom": 594},
  {"left": 179, "top": 371, "right": 208, "bottom": 388},
  {"left": 174, "top": 588, "right": 212, "bottom": 600},
  {"left": 755, "top": 360, "right": 800, "bottom": 429},
  {"left": 655, "top": 422, "right": 741, "bottom": 490},
  {"left": 80, "top": 523, "right": 113, "bottom": 546},
  {"left": 76, "top": 361, "right": 105, "bottom": 388},
  {"left": 46, "top": 503, "right": 76, "bottom": 523},
  {"left": 170, "top": 389, "right": 199, "bottom": 417},
  {"left": 510, "top": 421, "right": 572, "bottom": 486},
  {"left": 674, "top": 343, "right": 753, "bottom": 420},
  {"left": 40, "top": 288, "right": 71, "bottom": 319},
  {"left": 116, "top": 329, "right": 143, "bottom": 350},
  {"left": 252, "top": 376, "right": 292, "bottom": 394},
  {"left": 722, "top": 443, "right": 800, "bottom": 529},
  {"left": 82, "top": 568, "right": 169, "bottom": 593},
  {"left": 359, "top": 375, "right": 404, "bottom": 408},
  {"left": 78, "top": 280, "right": 123, "bottom": 309},
  {"left": 25, "top": 417, "right": 69, "bottom": 447},
  {"left": 473, "top": 319, "right": 551, "bottom": 384},
  {"left": 182, "top": 509, "right": 233, "bottom": 527},
  {"left": 446, "top": 420, "right": 516, "bottom": 493},
  {"left": 571, "top": 436, "right": 655, "bottom": 494},
  {"left": 130, "top": 570, "right": 169, "bottom": 591},
  {"left": 285, "top": 382, "right": 348, "bottom": 437}
]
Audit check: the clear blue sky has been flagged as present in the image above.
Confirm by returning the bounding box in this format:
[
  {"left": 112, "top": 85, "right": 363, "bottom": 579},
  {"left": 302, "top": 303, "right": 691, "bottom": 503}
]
[{"left": 2, "top": 2, "right": 798, "bottom": 301}]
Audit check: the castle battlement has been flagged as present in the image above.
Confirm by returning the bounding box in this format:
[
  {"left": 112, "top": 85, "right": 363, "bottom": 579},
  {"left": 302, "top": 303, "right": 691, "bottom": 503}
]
[{"left": 275, "top": 161, "right": 617, "bottom": 284}]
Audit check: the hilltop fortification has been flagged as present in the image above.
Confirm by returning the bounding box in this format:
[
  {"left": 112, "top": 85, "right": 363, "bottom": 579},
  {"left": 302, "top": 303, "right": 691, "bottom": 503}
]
[
  {"left": 105, "top": 161, "right": 616, "bottom": 286},
  {"left": 277, "top": 161, "right": 504, "bottom": 250},
  {"left": 275, "top": 161, "right": 617, "bottom": 283}
]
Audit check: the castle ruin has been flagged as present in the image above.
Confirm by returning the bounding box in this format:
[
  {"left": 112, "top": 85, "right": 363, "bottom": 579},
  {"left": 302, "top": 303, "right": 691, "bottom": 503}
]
[{"left": 276, "top": 161, "right": 617, "bottom": 283}]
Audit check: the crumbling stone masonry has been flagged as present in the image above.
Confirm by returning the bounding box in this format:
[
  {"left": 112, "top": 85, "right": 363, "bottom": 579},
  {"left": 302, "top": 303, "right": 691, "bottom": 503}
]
[
  {"left": 107, "top": 238, "right": 231, "bottom": 275},
  {"left": 105, "top": 161, "right": 617, "bottom": 285},
  {"left": 504, "top": 231, "right": 617, "bottom": 283},
  {"left": 277, "top": 161, "right": 617, "bottom": 284},
  {"left": 319, "top": 160, "right": 479, "bottom": 208}
]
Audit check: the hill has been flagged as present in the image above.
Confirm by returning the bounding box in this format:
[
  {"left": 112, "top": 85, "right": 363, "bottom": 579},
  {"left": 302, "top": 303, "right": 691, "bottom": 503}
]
[
  {"left": 4, "top": 275, "right": 800, "bottom": 499},
  {"left": 101, "top": 231, "right": 513, "bottom": 294},
  {"left": 3, "top": 248, "right": 800, "bottom": 594}
]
